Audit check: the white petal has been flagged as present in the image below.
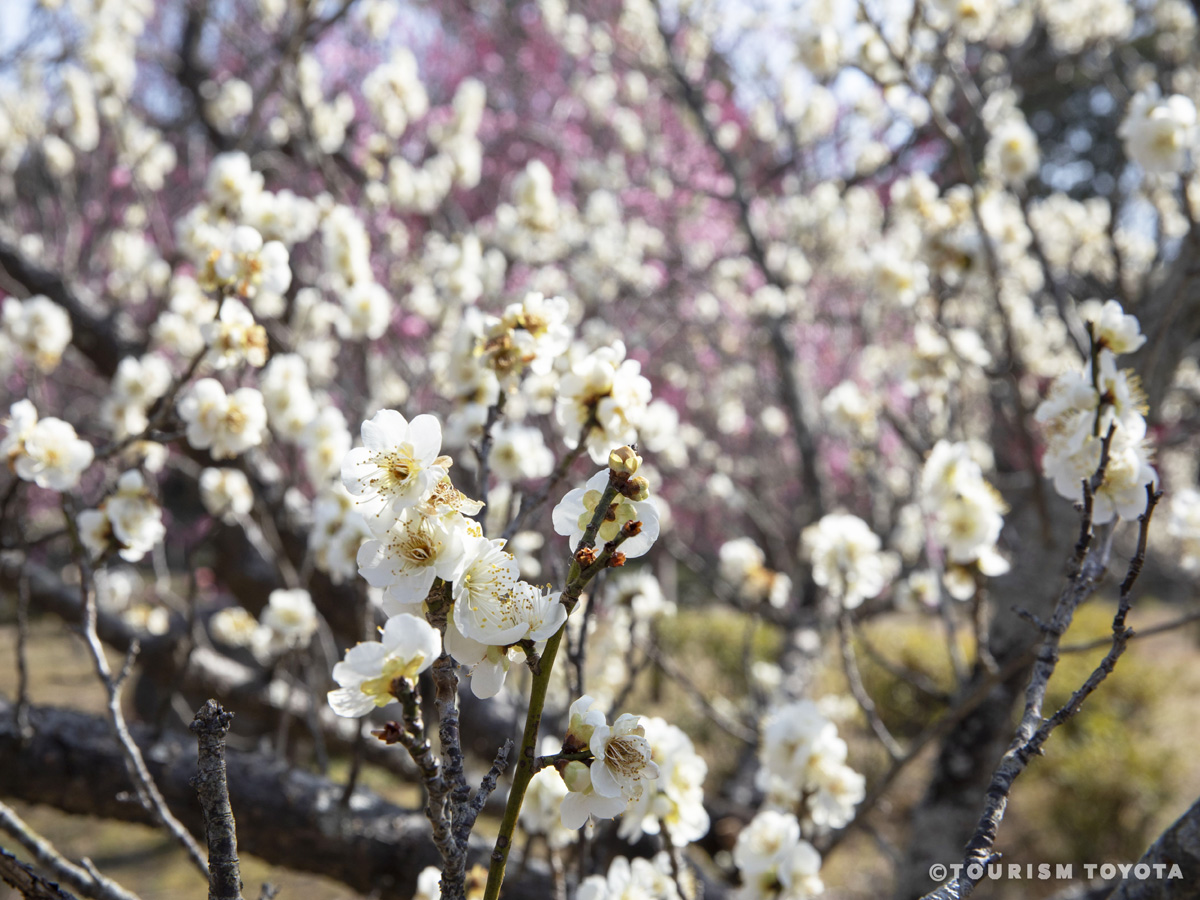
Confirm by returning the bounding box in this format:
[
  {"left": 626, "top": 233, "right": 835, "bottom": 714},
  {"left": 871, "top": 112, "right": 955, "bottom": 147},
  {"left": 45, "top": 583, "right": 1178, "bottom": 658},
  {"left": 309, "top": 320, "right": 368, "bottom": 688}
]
[
  {"left": 560, "top": 792, "right": 591, "bottom": 830},
  {"left": 551, "top": 489, "right": 586, "bottom": 537},
  {"left": 406, "top": 414, "right": 442, "bottom": 461},
  {"left": 445, "top": 622, "right": 487, "bottom": 665},
  {"left": 587, "top": 791, "right": 629, "bottom": 820},
  {"left": 469, "top": 657, "right": 508, "bottom": 699},
  {"left": 383, "top": 568, "right": 438, "bottom": 606},
  {"left": 589, "top": 760, "right": 624, "bottom": 799},
  {"left": 339, "top": 641, "right": 391, "bottom": 678},
  {"left": 328, "top": 686, "right": 378, "bottom": 717},
  {"left": 361, "top": 409, "right": 408, "bottom": 451}
]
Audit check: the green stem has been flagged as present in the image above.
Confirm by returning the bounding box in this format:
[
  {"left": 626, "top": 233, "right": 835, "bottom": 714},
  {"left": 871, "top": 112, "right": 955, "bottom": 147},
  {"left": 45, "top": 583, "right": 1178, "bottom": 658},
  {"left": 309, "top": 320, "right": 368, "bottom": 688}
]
[
  {"left": 482, "top": 622, "right": 567, "bottom": 900},
  {"left": 483, "top": 507, "right": 632, "bottom": 900}
]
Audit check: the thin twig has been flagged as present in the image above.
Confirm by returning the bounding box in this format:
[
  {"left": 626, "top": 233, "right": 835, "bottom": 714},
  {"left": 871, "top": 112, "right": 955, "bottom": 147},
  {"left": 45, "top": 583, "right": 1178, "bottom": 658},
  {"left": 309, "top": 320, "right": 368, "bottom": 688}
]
[
  {"left": 501, "top": 414, "right": 596, "bottom": 542},
  {"left": 474, "top": 393, "right": 507, "bottom": 533},
  {"left": 0, "top": 844, "right": 78, "bottom": 900},
  {"left": 838, "top": 615, "right": 903, "bottom": 760},
  {"left": 63, "top": 500, "right": 210, "bottom": 880},
  {"left": 635, "top": 637, "right": 757, "bottom": 744},
  {"left": 919, "top": 480, "right": 1155, "bottom": 900},
  {"left": 0, "top": 802, "right": 141, "bottom": 900}
]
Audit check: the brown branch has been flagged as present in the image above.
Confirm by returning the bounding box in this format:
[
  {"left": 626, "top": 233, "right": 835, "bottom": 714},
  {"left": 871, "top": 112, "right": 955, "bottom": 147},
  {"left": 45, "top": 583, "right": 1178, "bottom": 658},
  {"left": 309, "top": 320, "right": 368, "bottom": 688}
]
[
  {"left": 0, "top": 239, "right": 137, "bottom": 378},
  {"left": 0, "top": 845, "right": 78, "bottom": 900},
  {"left": 919, "top": 484, "right": 1159, "bottom": 900},
  {"left": 0, "top": 699, "right": 557, "bottom": 900},
  {"left": 190, "top": 701, "right": 244, "bottom": 900},
  {"left": 63, "top": 503, "right": 211, "bottom": 881},
  {"left": 0, "top": 803, "right": 140, "bottom": 900},
  {"left": 1107, "top": 794, "right": 1200, "bottom": 900},
  {"left": 838, "top": 614, "right": 903, "bottom": 760}
]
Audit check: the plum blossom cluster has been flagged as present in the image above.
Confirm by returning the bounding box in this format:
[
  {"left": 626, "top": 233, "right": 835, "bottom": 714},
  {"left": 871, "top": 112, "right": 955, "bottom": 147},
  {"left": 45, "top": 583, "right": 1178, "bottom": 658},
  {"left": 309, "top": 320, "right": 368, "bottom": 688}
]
[
  {"left": 2, "top": 400, "right": 93, "bottom": 492},
  {"left": 617, "top": 716, "right": 710, "bottom": 847},
  {"left": 734, "top": 809, "right": 824, "bottom": 900},
  {"left": 330, "top": 412, "right": 662, "bottom": 709},
  {"left": 78, "top": 470, "right": 165, "bottom": 563},
  {"left": 801, "top": 514, "right": 898, "bottom": 610},
  {"left": 756, "top": 699, "right": 865, "bottom": 831},
  {"left": 719, "top": 537, "right": 793, "bottom": 608},
  {"left": 919, "top": 441, "right": 1011, "bottom": 600},
  {"left": 577, "top": 854, "right": 683, "bottom": 900},
  {"left": 1035, "top": 300, "right": 1157, "bottom": 523},
  {"left": 1119, "top": 86, "right": 1197, "bottom": 175},
  {"left": 210, "top": 588, "right": 319, "bottom": 664},
  {"left": 2, "top": 295, "right": 72, "bottom": 373},
  {"left": 556, "top": 695, "right": 662, "bottom": 829}
]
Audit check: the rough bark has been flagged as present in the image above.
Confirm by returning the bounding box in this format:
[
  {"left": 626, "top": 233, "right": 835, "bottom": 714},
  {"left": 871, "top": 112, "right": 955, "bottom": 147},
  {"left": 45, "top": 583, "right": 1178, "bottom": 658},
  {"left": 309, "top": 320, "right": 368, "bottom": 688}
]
[
  {"left": 0, "top": 845, "right": 78, "bottom": 900},
  {"left": 1107, "top": 796, "right": 1200, "bottom": 900},
  {"left": 0, "top": 240, "right": 136, "bottom": 379},
  {"left": 190, "top": 702, "right": 244, "bottom": 900},
  {"left": 1131, "top": 223, "right": 1200, "bottom": 417},
  {"left": 0, "top": 699, "right": 543, "bottom": 900},
  {"left": 894, "top": 494, "right": 1086, "bottom": 899}
]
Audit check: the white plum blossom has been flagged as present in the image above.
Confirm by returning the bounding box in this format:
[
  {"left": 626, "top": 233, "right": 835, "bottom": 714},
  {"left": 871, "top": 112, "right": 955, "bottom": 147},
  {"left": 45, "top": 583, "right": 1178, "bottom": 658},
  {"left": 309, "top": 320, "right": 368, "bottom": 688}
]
[
  {"left": 210, "top": 606, "right": 260, "bottom": 648},
  {"left": 559, "top": 695, "right": 631, "bottom": 827},
  {"left": 985, "top": 116, "right": 1040, "bottom": 185},
  {"left": 205, "top": 225, "right": 292, "bottom": 300},
  {"left": 102, "top": 354, "right": 173, "bottom": 438},
  {"left": 327, "top": 613, "right": 441, "bottom": 717},
  {"left": 310, "top": 484, "right": 373, "bottom": 584},
  {"left": 179, "top": 379, "right": 268, "bottom": 460},
  {"left": 450, "top": 580, "right": 565, "bottom": 697},
  {"left": 302, "top": 405, "right": 354, "bottom": 483},
  {"left": 356, "top": 507, "right": 467, "bottom": 606},
  {"left": 5, "top": 403, "right": 93, "bottom": 491},
  {"left": 1035, "top": 303, "right": 1157, "bottom": 523},
  {"left": 461, "top": 575, "right": 566, "bottom": 647},
  {"left": 1078, "top": 298, "right": 1147, "bottom": 355},
  {"left": 556, "top": 341, "right": 652, "bottom": 463},
  {"left": 199, "top": 467, "right": 255, "bottom": 523},
  {"left": 618, "top": 717, "right": 709, "bottom": 847},
  {"left": 1167, "top": 488, "right": 1200, "bottom": 573},
  {"left": 801, "top": 514, "right": 895, "bottom": 609},
  {"left": 577, "top": 854, "right": 682, "bottom": 900},
  {"left": 719, "top": 537, "right": 793, "bottom": 608},
  {"left": 260, "top": 353, "right": 317, "bottom": 439},
  {"left": 337, "top": 280, "right": 393, "bottom": 340},
  {"left": 94, "top": 470, "right": 166, "bottom": 562},
  {"left": 488, "top": 423, "right": 554, "bottom": 482},
  {"left": 411, "top": 866, "right": 442, "bottom": 900},
  {"left": 733, "top": 810, "right": 824, "bottom": 900},
  {"left": 559, "top": 758, "right": 629, "bottom": 829},
  {"left": 255, "top": 588, "right": 318, "bottom": 660},
  {"left": 520, "top": 737, "right": 579, "bottom": 849},
  {"left": 1120, "top": 86, "right": 1197, "bottom": 175},
  {"left": 205, "top": 151, "right": 264, "bottom": 214},
  {"left": 202, "top": 298, "right": 269, "bottom": 369},
  {"left": 756, "top": 699, "right": 864, "bottom": 827},
  {"left": 342, "top": 409, "right": 449, "bottom": 524},
  {"left": 588, "top": 712, "right": 659, "bottom": 804},
  {"left": 2, "top": 295, "right": 72, "bottom": 372},
  {"left": 449, "top": 536, "right": 521, "bottom": 638},
  {"left": 552, "top": 470, "right": 660, "bottom": 558},
  {"left": 500, "top": 292, "right": 572, "bottom": 374},
  {"left": 920, "top": 440, "right": 1011, "bottom": 597}
]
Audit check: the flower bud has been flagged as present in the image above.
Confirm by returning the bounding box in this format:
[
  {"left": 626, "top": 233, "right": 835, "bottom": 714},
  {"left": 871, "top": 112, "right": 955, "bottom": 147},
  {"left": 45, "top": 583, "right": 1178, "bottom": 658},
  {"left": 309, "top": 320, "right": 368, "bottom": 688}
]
[
  {"left": 608, "top": 446, "right": 641, "bottom": 475},
  {"left": 561, "top": 760, "right": 592, "bottom": 793},
  {"left": 622, "top": 476, "right": 650, "bottom": 501}
]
